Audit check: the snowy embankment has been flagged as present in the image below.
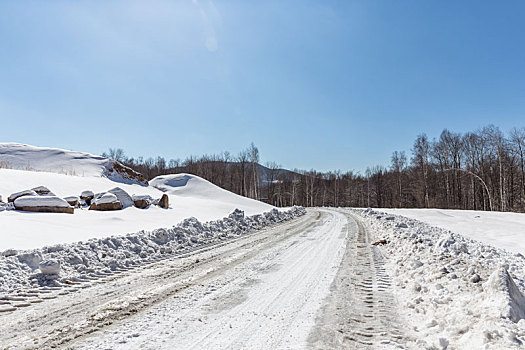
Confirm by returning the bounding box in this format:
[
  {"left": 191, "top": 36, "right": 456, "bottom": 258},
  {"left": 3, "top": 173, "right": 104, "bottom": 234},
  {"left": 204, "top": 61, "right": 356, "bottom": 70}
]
[
  {"left": 0, "top": 206, "right": 306, "bottom": 295},
  {"left": 0, "top": 143, "right": 305, "bottom": 297},
  {"left": 0, "top": 144, "right": 276, "bottom": 250},
  {"left": 351, "top": 209, "right": 525, "bottom": 349},
  {"left": 380, "top": 208, "right": 525, "bottom": 256}
]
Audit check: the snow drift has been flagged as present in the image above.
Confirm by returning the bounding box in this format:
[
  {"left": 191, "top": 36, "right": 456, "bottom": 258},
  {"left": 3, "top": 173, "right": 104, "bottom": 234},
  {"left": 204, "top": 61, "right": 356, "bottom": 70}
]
[
  {"left": 0, "top": 207, "right": 306, "bottom": 294},
  {"left": 0, "top": 143, "right": 146, "bottom": 184},
  {"left": 150, "top": 173, "right": 273, "bottom": 216},
  {"left": 0, "top": 144, "right": 288, "bottom": 251}
]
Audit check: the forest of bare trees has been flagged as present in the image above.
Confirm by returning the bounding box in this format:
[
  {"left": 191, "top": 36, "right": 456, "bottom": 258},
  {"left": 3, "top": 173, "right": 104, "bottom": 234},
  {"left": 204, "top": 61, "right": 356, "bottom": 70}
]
[{"left": 105, "top": 125, "right": 525, "bottom": 212}]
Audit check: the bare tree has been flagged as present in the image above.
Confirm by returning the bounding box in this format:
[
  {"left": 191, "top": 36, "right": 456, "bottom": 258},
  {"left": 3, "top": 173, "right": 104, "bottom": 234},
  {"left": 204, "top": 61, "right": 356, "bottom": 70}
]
[
  {"left": 248, "top": 143, "right": 260, "bottom": 199},
  {"left": 510, "top": 128, "right": 525, "bottom": 209},
  {"left": 411, "top": 134, "right": 431, "bottom": 207}
]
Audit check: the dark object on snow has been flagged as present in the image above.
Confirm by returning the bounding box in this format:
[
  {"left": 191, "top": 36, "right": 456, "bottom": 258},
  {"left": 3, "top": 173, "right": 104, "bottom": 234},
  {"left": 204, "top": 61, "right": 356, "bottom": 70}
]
[
  {"left": 80, "top": 190, "right": 94, "bottom": 205},
  {"left": 31, "top": 186, "right": 55, "bottom": 196},
  {"left": 14, "top": 196, "right": 74, "bottom": 214},
  {"left": 372, "top": 239, "right": 388, "bottom": 246},
  {"left": 64, "top": 196, "right": 81, "bottom": 207},
  {"left": 158, "top": 194, "right": 169, "bottom": 208},
  {"left": 132, "top": 194, "right": 153, "bottom": 209}
]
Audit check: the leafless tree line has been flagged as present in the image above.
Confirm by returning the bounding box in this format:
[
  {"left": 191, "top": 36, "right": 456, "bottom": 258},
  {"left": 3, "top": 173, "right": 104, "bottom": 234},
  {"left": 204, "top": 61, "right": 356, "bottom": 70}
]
[
  {"left": 104, "top": 125, "right": 525, "bottom": 212},
  {"left": 103, "top": 143, "right": 261, "bottom": 200}
]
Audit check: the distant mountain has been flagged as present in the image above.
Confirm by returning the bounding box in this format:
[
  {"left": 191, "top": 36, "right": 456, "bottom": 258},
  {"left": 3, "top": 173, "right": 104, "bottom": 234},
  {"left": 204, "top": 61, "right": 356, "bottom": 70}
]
[{"left": 256, "top": 163, "right": 301, "bottom": 185}]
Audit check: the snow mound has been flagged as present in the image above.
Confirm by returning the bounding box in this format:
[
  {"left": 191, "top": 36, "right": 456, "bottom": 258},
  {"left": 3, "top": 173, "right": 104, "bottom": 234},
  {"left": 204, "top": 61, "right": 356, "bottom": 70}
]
[
  {"left": 0, "top": 143, "right": 146, "bottom": 185},
  {"left": 150, "top": 173, "right": 272, "bottom": 211},
  {"left": 93, "top": 193, "right": 119, "bottom": 205},
  {"left": 353, "top": 209, "right": 525, "bottom": 348},
  {"left": 484, "top": 267, "right": 525, "bottom": 323},
  {"left": 0, "top": 207, "right": 306, "bottom": 294},
  {"left": 108, "top": 187, "right": 134, "bottom": 208}
]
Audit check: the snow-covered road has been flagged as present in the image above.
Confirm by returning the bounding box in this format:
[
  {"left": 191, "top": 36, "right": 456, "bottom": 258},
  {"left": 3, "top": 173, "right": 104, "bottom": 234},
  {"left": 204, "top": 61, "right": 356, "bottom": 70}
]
[
  {"left": 72, "top": 209, "right": 347, "bottom": 350},
  {"left": 2, "top": 209, "right": 382, "bottom": 350},
  {"left": 4, "top": 208, "right": 522, "bottom": 349}
]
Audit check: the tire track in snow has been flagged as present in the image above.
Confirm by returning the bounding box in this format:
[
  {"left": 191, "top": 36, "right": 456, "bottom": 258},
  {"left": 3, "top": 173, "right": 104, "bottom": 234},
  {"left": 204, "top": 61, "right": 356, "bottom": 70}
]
[
  {"left": 0, "top": 211, "right": 319, "bottom": 349},
  {"left": 309, "top": 211, "right": 408, "bottom": 349},
  {"left": 69, "top": 209, "right": 348, "bottom": 350}
]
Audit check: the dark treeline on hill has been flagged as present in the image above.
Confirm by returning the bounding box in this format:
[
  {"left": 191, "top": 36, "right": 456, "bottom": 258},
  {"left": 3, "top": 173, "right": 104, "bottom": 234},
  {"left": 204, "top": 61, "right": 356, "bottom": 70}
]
[{"left": 104, "top": 125, "right": 525, "bottom": 212}]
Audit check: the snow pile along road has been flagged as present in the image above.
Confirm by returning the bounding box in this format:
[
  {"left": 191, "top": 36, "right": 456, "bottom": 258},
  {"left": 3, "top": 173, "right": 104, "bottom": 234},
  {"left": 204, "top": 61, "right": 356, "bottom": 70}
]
[
  {"left": 0, "top": 207, "right": 305, "bottom": 295},
  {"left": 351, "top": 209, "right": 525, "bottom": 349}
]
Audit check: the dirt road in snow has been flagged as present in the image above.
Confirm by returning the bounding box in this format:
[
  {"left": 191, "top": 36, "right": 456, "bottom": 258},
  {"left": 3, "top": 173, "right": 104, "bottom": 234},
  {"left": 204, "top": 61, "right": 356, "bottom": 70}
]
[{"left": 0, "top": 209, "right": 408, "bottom": 350}]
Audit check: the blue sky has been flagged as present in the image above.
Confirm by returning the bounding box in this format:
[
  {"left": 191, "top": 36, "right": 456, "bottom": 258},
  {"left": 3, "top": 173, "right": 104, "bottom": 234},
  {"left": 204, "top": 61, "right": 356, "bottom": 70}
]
[{"left": 1, "top": 1, "right": 524, "bottom": 173}]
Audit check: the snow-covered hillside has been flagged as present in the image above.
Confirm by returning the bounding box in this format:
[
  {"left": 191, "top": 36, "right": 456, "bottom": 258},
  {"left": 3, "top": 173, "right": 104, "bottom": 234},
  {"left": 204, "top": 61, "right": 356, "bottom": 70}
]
[
  {"left": 0, "top": 143, "right": 146, "bottom": 184},
  {"left": 380, "top": 208, "right": 525, "bottom": 255},
  {"left": 150, "top": 174, "right": 271, "bottom": 215},
  {"left": 0, "top": 144, "right": 275, "bottom": 250}
]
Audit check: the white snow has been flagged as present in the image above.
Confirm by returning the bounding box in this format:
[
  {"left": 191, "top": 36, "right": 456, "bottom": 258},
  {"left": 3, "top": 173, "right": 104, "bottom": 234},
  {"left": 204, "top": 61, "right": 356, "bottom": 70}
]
[
  {"left": 81, "top": 190, "right": 94, "bottom": 198},
  {"left": 352, "top": 208, "right": 525, "bottom": 349},
  {"left": 150, "top": 173, "right": 271, "bottom": 214},
  {"left": 93, "top": 193, "right": 119, "bottom": 205},
  {"left": 0, "top": 168, "right": 276, "bottom": 250},
  {"left": 0, "top": 143, "right": 114, "bottom": 177},
  {"left": 63, "top": 195, "right": 80, "bottom": 203},
  {"left": 380, "top": 208, "right": 525, "bottom": 255},
  {"left": 0, "top": 143, "right": 277, "bottom": 251},
  {"left": 13, "top": 196, "right": 72, "bottom": 208},
  {"left": 7, "top": 189, "right": 37, "bottom": 202},
  {"left": 48, "top": 209, "right": 340, "bottom": 350},
  {"left": 0, "top": 207, "right": 305, "bottom": 294},
  {"left": 107, "top": 187, "right": 134, "bottom": 208}
]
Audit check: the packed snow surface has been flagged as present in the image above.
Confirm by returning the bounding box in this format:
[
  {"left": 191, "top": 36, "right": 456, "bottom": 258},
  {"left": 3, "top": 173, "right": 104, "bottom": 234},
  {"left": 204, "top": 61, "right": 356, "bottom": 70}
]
[{"left": 381, "top": 208, "right": 525, "bottom": 255}]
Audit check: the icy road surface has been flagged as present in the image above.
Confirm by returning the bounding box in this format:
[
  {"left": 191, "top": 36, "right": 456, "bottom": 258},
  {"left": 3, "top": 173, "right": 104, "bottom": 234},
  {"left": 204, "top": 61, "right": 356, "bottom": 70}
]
[{"left": 0, "top": 209, "right": 408, "bottom": 349}]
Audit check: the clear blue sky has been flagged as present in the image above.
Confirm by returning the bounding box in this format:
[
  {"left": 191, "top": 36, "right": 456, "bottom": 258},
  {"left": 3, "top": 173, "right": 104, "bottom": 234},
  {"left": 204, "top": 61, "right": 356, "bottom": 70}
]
[{"left": 1, "top": 1, "right": 524, "bottom": 173}]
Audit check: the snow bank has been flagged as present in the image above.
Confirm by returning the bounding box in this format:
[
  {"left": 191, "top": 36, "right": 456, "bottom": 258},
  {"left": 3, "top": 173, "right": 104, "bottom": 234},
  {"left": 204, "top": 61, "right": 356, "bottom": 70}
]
[
  {"left": 484, "top": 267, "right": 525, "bottom": 323},
  {"left": 0, "top": 168, "right": 281, "bottom": 250},
  {"left": 0, "top": 207, "right": 306, "bottom": 294},
  {"left": 0, "top": 143, "right": 146, "bottom": 184},
  {"left": 150, "top": 173, "right": 272, "bottom": 213},
  {"left": 351, "top": 209, "right": 525, "bottom": 349},
  {"left": 380, "top": 208, "right": 525, "bottom": 255}
]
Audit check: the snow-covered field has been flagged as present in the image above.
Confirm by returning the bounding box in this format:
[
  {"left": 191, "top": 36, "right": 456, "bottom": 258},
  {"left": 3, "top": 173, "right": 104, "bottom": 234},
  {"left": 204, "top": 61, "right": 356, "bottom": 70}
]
[
  {"left": 0, "top": 144, "right": 274, "bottom": 250},
  {"left": 2, "top": 144, "right": 525, "bottom": 349},
  {"left": 379, "top": 208, "right": 525, "bottom": 256}
]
